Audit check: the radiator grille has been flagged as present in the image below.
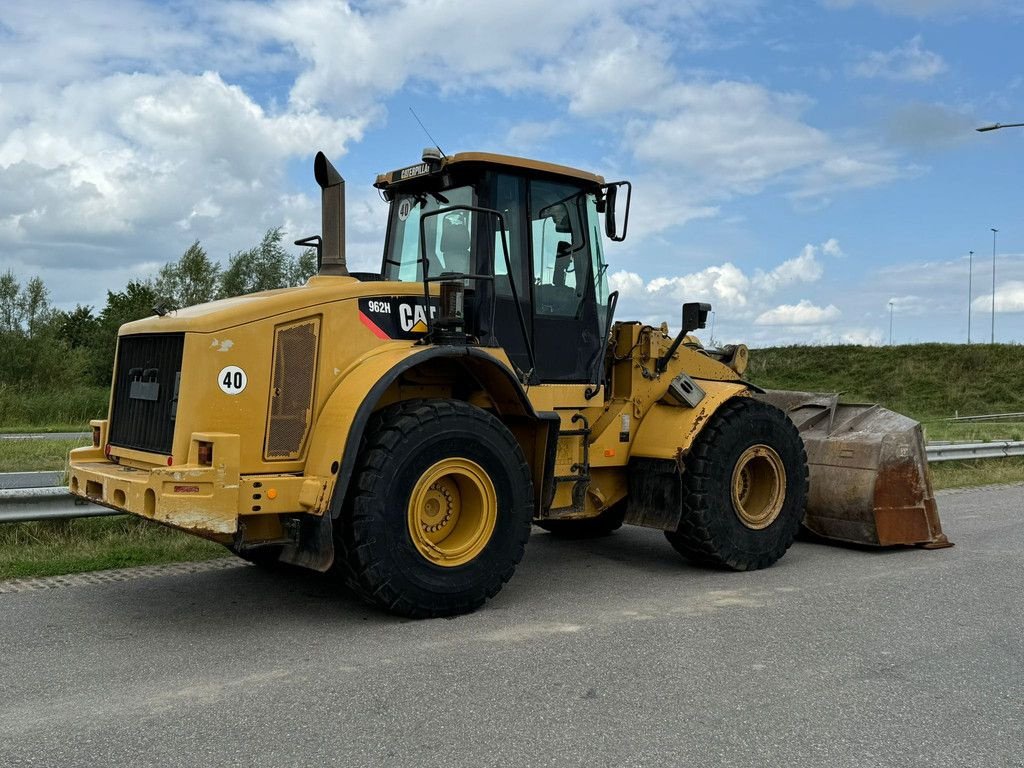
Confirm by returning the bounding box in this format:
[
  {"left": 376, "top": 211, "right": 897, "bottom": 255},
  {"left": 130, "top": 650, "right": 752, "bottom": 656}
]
[
  {"left": 108, "top": 333, "right": 185, "bottom": 455},
  {"left": 265, "top": 318, "right": 320, "bottom": 460}
]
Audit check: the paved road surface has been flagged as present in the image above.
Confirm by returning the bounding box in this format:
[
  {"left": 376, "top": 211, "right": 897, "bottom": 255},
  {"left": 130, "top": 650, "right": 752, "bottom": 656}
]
[
  {"left": 0, "top": 471, "right": 64, "bottom": 490},
  {"left": 0, "top": 432, "right": 90, "bottom": 441},
  {"left": 1, "top": 485, "right": 1021, "bottom": 767}
]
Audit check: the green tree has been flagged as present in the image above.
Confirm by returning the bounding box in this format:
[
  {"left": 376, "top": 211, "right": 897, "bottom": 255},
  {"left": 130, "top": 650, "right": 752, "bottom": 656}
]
[
  {"left": 58, "top": 305, "right": 98, "bottom": 349},
  {"left": 0, "top": 274, "right": 88, "bottom": 392},
  {"left": 155, "top": 240, "right": 220, "bottom": 309},
  {"left": 220, "top": 228, "right": 316, "bottom": 298},
  {"left": 292, "top": 247, "right": 318, "bottom": 286},
  {"left": 0, "top": 271, "right": 18, "bottom": 332},
  {"left": 87, "top": 281, "right": 160, "bottom": 384},
  {"left": 19, "top": 277, "right": 51, "bottom": 338}
]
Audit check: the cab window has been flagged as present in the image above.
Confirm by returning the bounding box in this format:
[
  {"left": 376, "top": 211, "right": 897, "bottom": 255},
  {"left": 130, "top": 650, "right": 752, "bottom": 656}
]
[
  {"left": 383, "top": 186, "right": 475, "bottom": 282},
  {"left": 530, "top": 181, "right": 591, "bottom": 317}
]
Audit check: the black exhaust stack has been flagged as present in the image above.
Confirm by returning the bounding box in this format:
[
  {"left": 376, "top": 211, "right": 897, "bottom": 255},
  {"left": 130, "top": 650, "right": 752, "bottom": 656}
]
[{"left": 314, "top": 151, "right": 348, "bottom": 276}]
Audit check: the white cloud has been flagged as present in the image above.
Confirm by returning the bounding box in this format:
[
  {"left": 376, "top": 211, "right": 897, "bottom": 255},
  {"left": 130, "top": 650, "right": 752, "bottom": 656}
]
[
  {"left": 756, "top": 300, "right": 841, "bottom": 326},
  {"left": 972, "top": 281, "right": 1024, "bottom": 313},
  {"left": 610, "top": 240, "right": 838, "bottom": 325},
  {"left": 0, "top": 70, "right": 367, "bottom": 277},
  {"left": 753, "top": 243, "right": 825, "bottom": 293},
  {"left": 850, "top": 36, "right": 947, "bottom": 82},
  {"left": 609, "top": 270, "right": 646, "bottom": 299},
  {"left": 822, "top": 237, "right": 844, "bottom": 258},
  {"left": 838, "top": 327, "right": 884, "bottom": 345},
  {"left": 625, "top": 80, "right": 906, "bottom": 200},
  {"left": 648, "top": 263, "right": 752, "bottom": 309}
]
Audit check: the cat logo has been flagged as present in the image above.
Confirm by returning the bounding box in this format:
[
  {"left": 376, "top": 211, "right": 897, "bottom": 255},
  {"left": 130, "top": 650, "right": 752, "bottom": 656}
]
[
  {"left": 399, "top": 303, "right": 433, "bottom": 333},
  {"left": 357, "top": 296, "right": 438, "bottom": 340}
]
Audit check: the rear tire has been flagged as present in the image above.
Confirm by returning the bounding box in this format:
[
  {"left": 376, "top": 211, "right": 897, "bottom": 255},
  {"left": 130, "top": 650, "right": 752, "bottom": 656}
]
[
  {"left": 335, "top": 399, "right": 533, "bottom": 618},
  {"left": 535, "top": 504, "right": 625, "bottom": 539},
  {"left": 665, "top": 398, "right": 807, "bottom": 571}
]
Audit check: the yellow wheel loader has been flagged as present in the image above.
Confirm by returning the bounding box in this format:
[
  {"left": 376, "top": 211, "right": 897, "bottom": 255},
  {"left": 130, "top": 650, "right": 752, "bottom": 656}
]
[{"left": 68, "top": 148, "right": 950, "bottom": 618}]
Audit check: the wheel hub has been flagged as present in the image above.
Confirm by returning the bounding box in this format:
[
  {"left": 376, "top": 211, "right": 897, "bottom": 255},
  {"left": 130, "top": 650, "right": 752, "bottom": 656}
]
[
  {"left": 407, "top": 458, "right": 497, "bottom": 567},
  {"left": 731, "top": 444, "right": 787, "bottom": 530}
]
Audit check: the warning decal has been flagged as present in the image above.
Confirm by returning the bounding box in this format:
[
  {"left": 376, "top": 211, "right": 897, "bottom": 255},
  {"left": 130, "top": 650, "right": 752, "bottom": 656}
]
[{"left": 357, "top": 297, "right": 439, "bottom": 340}]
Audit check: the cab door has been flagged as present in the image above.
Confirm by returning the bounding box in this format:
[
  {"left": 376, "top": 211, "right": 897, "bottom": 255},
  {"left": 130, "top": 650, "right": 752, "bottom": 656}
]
[{"left": 528, "top": 180, "right": 609, "bottom": 384}]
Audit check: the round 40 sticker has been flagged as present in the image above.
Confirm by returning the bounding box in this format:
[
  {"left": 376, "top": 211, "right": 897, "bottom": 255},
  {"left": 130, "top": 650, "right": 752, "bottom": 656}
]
[{"left": 218, "top": 365, "right": 247, "bottom": 395}]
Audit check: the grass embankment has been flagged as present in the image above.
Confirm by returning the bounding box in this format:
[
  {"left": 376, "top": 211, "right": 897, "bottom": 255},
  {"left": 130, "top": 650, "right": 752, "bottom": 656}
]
[
  {"left": 747, "top": 343, "right": 1024, "bottom": 490},
  {"left": 0, "top": 384, "right": 108, "bottom": 433},
  {"left": 0, "top": 438, "right": 89, "bottom": 473},
  {"left": 0, "top": 518, "right": 225, "bottom": 581}
]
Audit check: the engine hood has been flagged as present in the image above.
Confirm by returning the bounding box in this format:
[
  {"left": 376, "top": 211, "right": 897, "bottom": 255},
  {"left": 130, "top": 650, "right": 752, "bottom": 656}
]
[{"left": 119, "top": 276, "right": 422, "bottom": 335}]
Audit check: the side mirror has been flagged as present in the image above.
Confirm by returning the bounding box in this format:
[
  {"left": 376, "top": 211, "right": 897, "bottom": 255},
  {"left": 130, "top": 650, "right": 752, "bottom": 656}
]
[
  {"left": 603, "top": 181, "right": 632, "bottom": 242},
  {"left": 682, "top": 302, "right": 711, "bottom": 334}
]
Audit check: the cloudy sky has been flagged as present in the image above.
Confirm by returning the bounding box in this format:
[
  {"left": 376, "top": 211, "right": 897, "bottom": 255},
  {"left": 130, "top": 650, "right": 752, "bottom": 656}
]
[{"left": 2, "top": 0, "right": 1023, "bottom": 346}]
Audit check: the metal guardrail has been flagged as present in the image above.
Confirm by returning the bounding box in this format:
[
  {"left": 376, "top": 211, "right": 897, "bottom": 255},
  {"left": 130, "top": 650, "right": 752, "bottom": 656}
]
[
  {"left": 944, "top": 412, "right": 1024, "bottom": 423},
  {"left": 925, "top": 440, "right": 1024, "bottom": 462},
  {"left": 0, "top": 488, "right": 119, "bottom": 524}
]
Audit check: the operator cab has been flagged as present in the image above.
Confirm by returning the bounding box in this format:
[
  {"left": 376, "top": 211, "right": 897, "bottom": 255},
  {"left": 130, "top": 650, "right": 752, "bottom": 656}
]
[{"left": 374, "top": 150, "right": 630, "bottom": 385}]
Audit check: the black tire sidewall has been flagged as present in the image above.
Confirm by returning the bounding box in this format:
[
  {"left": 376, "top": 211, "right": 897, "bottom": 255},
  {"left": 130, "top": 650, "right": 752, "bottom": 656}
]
[
  {"left": 688, "top": 401, "right": 806, "bottom": 567},
  {"left": 355, "top": 406, "right": 531, "bottom": 608}
]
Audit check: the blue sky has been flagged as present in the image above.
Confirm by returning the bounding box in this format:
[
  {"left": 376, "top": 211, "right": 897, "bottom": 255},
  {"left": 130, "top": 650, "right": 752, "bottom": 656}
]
[{"left": 1, "top": 0, "right": 1023, "bottom": 346}]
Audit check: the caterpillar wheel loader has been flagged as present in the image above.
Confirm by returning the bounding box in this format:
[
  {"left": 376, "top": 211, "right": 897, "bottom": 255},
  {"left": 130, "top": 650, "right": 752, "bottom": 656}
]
[{"left": 68, "top": 148, "right": 950, "bottom": 618}]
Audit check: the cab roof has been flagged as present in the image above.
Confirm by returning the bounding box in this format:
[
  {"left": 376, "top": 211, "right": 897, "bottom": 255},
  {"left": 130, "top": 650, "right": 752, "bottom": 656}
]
[{"left": 374, "top": 151, "right": 605, "bottom": 191}]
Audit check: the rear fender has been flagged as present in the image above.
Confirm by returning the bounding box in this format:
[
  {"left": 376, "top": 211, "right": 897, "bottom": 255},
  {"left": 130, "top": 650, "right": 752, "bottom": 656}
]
[{"left": 304, "top": 345, "right": 555, "bottom": 520}]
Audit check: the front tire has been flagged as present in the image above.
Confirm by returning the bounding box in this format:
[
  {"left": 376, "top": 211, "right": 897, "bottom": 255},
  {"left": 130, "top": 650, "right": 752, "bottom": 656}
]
[
  {"left": 335, "top": 400, "right": 533, "bottom": 618},
  {"left": 665, "top": 398, "right": 808, "bottom": 571}
]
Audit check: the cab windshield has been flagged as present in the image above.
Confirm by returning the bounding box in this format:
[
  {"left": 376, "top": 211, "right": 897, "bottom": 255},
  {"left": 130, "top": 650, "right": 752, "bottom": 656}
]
[{"left": 382, "top": 186, "right": 476, "bottom": 282}]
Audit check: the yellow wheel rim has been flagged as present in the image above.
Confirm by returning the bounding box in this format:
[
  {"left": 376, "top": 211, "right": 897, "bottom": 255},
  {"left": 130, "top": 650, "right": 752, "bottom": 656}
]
[
  {"left": 731, "top": 444, "right": 787, "bottom": 530},
  {"left": 407, "top": 458, "right": 497, "bottom": 567}
]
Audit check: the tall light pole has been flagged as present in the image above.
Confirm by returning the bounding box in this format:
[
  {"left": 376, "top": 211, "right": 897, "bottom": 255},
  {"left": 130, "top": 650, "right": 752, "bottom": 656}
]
[
  {"left": 977, "top": 122, "right": 1024, "bottom": 132},
  {"left": 991, "top": 228, "right": 998, "bottom": 344},
  {"left": 888, "top": 301, "right": 894, "bottom": 345},
  {"left": 968, "top": 250, "right": 973, "bottom": 344}
]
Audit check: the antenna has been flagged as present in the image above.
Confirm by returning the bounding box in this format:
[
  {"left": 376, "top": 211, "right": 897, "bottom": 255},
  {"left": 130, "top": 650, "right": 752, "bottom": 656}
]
[{"left": 409, "top": 107, "right": 446, "bottom": 157}]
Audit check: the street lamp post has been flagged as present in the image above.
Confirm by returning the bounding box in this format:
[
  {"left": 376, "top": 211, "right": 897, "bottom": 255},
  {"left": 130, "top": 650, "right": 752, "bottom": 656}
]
[
  {"left": 968, "top": 250, "right": 973, "bottom": 344},
  {"left": 991, "top": 228, "right": 998, "bottom": 344},
  {"left": 977, "top": 122, "right": 1024, "bottom": 132},
  {"left": 889, "top": 301, "right": 894, "bottom": 345}
]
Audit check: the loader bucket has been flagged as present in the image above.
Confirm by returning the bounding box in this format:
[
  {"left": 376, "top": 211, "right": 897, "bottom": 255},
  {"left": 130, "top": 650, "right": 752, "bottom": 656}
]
[{"left": 757, "top": 390, "right": 952, "bottom": 548}]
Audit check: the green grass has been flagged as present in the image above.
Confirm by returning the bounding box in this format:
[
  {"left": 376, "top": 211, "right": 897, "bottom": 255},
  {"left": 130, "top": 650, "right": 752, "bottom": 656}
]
[
  {"left": 929, "top": 457, "right": 1024, "bottom": 491},
  {"left": 0, "top": 438, "right": 89, "bottom": 473},
  {"left": 0, "top": 517, "right": 228, "bottom": 581},
  {"left": 749, "top": 343, "right": 1024, "bottom": 492},
  {"left": 0, "top": 384, "right": 108, "bottom": 431},
  {"left": 746, "top": 343, "right": 1024, "bottom": 420}
]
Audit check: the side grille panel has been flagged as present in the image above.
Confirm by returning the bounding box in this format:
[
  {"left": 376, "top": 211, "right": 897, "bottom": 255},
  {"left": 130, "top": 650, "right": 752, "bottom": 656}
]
[
  {"left": 108, "top": 333, "right": 185, "bottom": 455},
  {"left": 265, "top": 318, "right": 320, "bottom": 460}
]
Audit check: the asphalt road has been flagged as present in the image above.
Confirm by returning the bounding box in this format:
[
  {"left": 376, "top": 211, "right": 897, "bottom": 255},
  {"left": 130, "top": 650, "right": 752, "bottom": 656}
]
[
  {"left": 1, "top": 485, "right": 1021, "bottom": 768},
  {"left": 0, "top": 471, "right": 64, "bottom": 490},
  {"left": 0, "top": 432, "right": 90, "bottom": 441}
]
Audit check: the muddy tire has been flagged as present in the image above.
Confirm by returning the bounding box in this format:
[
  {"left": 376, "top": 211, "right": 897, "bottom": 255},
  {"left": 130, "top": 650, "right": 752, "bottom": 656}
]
[
  {"left": 665, "top": 398, "right": 807, "bottom": 571},
  {"left": 334, "top": 400, "right": 533, "bottom": 618},
  {"left": 535, "top": 504, "right": 625, "bottom": 539}
]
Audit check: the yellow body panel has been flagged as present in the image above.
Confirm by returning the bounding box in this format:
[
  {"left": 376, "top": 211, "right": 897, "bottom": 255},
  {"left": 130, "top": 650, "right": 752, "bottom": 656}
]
[{"left": 69, "top": 277, "right": 750, "bottom": 547}]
